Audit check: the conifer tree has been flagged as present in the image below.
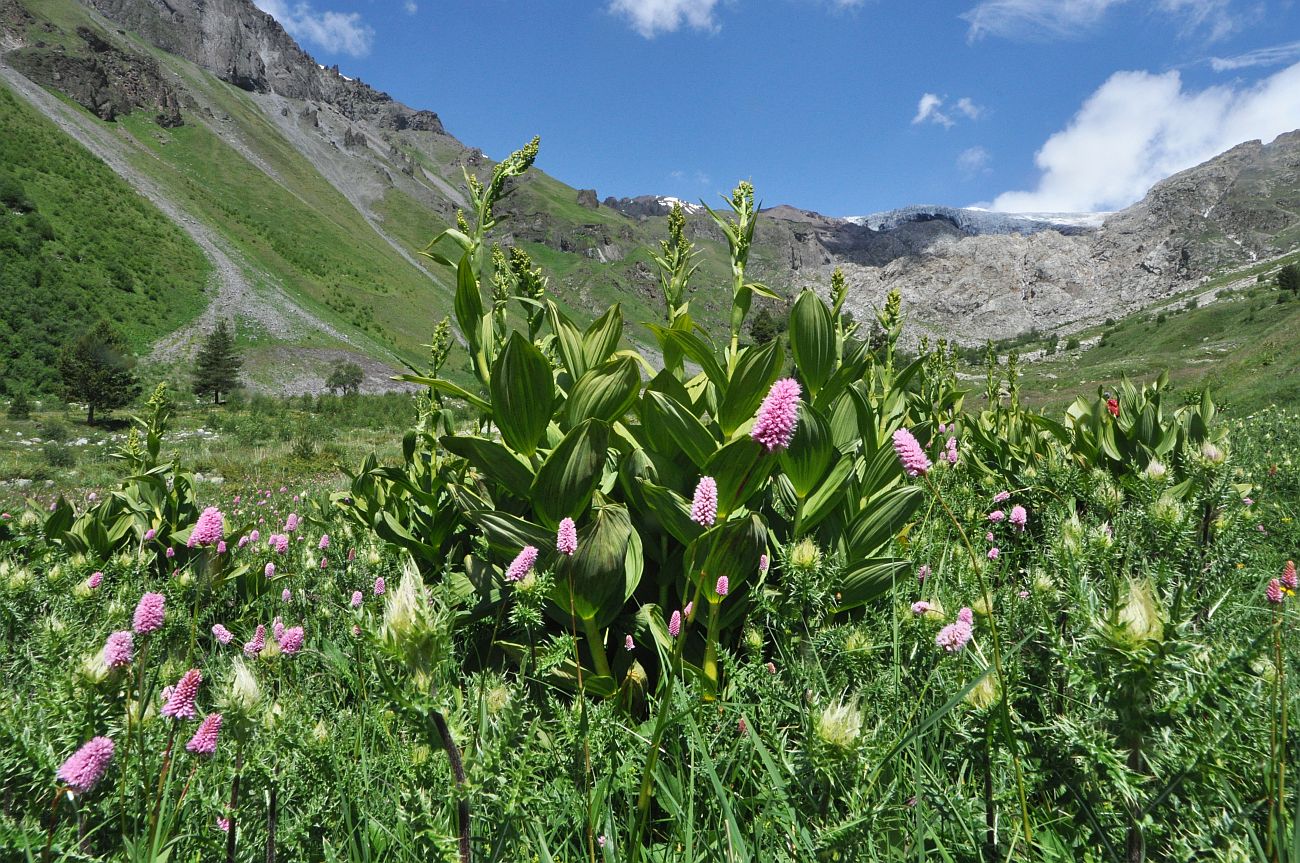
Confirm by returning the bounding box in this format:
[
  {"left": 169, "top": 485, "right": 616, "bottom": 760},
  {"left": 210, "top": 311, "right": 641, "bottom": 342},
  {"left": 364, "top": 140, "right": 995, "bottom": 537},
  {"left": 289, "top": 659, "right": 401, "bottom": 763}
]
[
  {"left": 193, "top": 320, "right": 242, "bottom": 405},
  {"left": 1279, "top": 263, "right": 1300, "bottom": 296},
  {"left": 57, "top": 319, "right": 141, "bottom": 424}
]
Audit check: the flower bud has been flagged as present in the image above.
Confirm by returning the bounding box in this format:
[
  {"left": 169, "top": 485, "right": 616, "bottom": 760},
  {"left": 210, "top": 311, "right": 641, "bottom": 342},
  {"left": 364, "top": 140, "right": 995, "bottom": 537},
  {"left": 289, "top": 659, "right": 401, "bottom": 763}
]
[{"left": 815, "top": 700, "right": 862, "bottom": 751}]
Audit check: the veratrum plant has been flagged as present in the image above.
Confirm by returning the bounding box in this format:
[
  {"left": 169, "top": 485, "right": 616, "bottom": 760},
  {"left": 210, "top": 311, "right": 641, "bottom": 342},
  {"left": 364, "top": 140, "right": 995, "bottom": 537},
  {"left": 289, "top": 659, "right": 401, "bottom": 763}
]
[{"left": 342, "top": 137, "right": 945, "bottom": 696}]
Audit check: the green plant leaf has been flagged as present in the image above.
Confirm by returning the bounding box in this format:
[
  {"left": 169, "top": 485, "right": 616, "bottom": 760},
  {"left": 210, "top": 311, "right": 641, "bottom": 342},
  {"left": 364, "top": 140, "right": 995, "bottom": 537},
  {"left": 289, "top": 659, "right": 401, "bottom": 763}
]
[
  {"left": 778, "top": 403, "right": 834, "bottom": 498},
  {"left": 531, "top": 419, "right": 610, "bottom": 528},
  {"left": 685, "top": 513, "right": 767, "bottom": 597},
  {"left": 799, "top": 455, "right": 855, "bottom": 531},
  {"left": 582, "top": 304, "right": 623, "bottom": 368},
  {"left": 639, "top": 390, "right": 718, "bottom": 469},
  {"left": 490, "top": 333, "right": 553, "bottom": 457},
  {"left": 646, "top": 325, "right": 726, "bottom": 391},
  {"left": 705, "top": 436, "right": 771, "bottom": 518},
  {"left": 548, "top": 504, "right": 641, "bottom": 628},
  {"left": 836, "top": 557, "right": 909, "bottom": 609},
  {"left": 789, "top": 289, "right": 835, "bottom": 395},
  {"left": 454, "top": 254, "right": 484, "bottom": 350},
  {"left": 566, "top": 357, "right": 641, "bottom": 427},
  {"left": 546, "top": 301, "right": 588, "bottom": 381},
  {"left": 718, "top": 340, "right": 782, "bottom": 436},
  {"left": 440, "top": 435, "right": 534, "bottom": 492},
  {"left": 635, "top": 479, "right": 702, "bottom": 546},
  {"left": 848, "top": 485, "right": 924, "bottom": 557},
  {"left": 466, "top": 510, "right": 552, "bottom": 557}
]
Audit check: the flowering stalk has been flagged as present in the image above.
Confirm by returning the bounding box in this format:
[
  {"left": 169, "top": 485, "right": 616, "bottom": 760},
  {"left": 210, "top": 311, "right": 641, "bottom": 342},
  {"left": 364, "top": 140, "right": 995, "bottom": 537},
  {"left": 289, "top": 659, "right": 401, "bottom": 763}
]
[
  {"left": 1267, "top": 601, "right": 1287, "bottom": 862},
  {"left": 922, "top": 471, "right": 1032, "bottom": 845}
]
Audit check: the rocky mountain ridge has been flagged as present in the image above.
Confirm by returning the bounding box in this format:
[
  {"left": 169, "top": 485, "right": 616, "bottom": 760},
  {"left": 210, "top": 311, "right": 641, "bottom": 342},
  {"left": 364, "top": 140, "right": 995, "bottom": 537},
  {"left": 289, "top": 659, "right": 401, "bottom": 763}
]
[{"left": 1, "top": 0, "right": 1297, "bottom": 372}]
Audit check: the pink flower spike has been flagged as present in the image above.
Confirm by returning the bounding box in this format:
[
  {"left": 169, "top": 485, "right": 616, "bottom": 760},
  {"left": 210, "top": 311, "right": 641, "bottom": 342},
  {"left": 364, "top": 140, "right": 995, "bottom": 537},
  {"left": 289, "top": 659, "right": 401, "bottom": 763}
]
[
  {"left": 993, "top": 491, "right": 1011, "bottom": 504},
  {"left": 935, "top": 620, "right": 973, "bottom": 653},
  {"left": 284, "top": 514, "right": 299, "bottom": 533},
  {"left": 373, "top": 577, "right": 386, "bottom": 596},
  {"left": 892, "top": 428, "right": 932, "bottom": 477},
  {"left": 684, "top": 601, "right": 693, "bottom": 618},
  {"left": 690, "top": 476, "right": 718, "bottom": 527},
  {"left": 944, "top": 436, "right": 959, "bottom": 465},
  {"left": 133, "top": 592, "right": 166, "bottom": 635},
  {"left": 988, "top": 510, "right": 1005, "bottom": 523},
  {"left": 165, "top": 547, "right": 175, "bottom": 559},
  {"left": 144, "top": 528, "right": 156, "bottom": 541},
  {"left": 211, "top": 624, "right": 233, "bottom": 645},
  {"left": 104, "top": 631, "right": 133, "bottom": 667},
  {"left": 272, "top": 617, "right": 285, "bottom": 641},
  {"left": 957, "top": 608, "right": 974, "bottom": 625},
  {"left": 715, "top": 575, "right": 729, "bottom": 597},
  {"left": 264, "top": 562, "right": 275, "bottom": 578},
  {"left": 186, "top": 714, "right": 222, "bottom": 757},
  {"left": 217, "top": 541, "right": 227, "bottom": 554},
  {"left": 624, "top": 634, "right": 634, "bottom": 651},
  {"left": 281, "top": 588, "right": 291, "bottom": 603},
  {"left": 191, "top": 506, "right": 225, "bottom": 547},
  {"left": 668, "top": 610, "right": 682, "bottom": 638},
  {"left": 320, "top": 557, "right": 328, "bottom": 569},
  {"left": 556, "top": 517, "right": 578, "bottom": 556},
  {"left": 759, "top": 553, "right": 769, "bottom": 575},
  {"left": 278, "top": 626, "right": 304, "bottom": 656},
  {"left": 1268, "top": 579, "right": 1285, "bottom": 604},
  {"left": 988, "top": 547, "right": 1000, "bottom": 560},
  {"left": 57, "top": 736, "right": 114, "bottom": 794},
  {"left": 319, "top": 534, "right": 330, "bottom": 550},
  {"left": 217, "top": 817, "right": 230, "bottom": 833},
  {"left": 87, "top": 572, "right": 103, "bottom": 589},
  {"left": 917, "top": 564, "right": 931, "bottom": 582},
  {"left": 750, "top": 378, "right": 802, "bottom": 452},
  {"left": 1009, "top": 505, "right": 1028, "bottom": 530},
  {"left": 244, "top": 625, "right": 266, "bottom": 657},
  {"left": 1283, "top": 560, "right": 1298, "bottom": 591},
  {"left": 161, "top": 669, "right": 202, "bottom": 720},
  {"left": 911, "top": 600, "right": 931, "bottom": 616},
  {"left": 505, "top": 545, "right": 539, "bottom": 582},
  {"left": 351, "top": 591, "right": 363, "bottom": 608}
]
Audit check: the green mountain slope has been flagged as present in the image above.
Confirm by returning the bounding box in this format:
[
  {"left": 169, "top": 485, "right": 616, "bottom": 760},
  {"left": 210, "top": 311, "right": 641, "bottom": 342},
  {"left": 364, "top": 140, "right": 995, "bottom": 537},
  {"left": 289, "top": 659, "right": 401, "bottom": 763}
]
[{"left": 0, "top": 84, "right": 208, "bottom": 390}]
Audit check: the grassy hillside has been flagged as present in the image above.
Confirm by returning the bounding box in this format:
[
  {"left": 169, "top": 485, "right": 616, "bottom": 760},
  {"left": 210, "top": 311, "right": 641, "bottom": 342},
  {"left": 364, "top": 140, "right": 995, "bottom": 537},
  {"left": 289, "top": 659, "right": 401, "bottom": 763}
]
[{"left": 0, "top": 84, "right": 209, "bottom": 393}]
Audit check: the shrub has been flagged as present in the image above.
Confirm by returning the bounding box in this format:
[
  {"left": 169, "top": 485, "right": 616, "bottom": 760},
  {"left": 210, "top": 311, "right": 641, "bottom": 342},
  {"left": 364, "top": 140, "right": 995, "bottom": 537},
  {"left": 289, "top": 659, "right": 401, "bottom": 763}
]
[{"left": 42, "top": 440, "right": 74, "bottom": 467}]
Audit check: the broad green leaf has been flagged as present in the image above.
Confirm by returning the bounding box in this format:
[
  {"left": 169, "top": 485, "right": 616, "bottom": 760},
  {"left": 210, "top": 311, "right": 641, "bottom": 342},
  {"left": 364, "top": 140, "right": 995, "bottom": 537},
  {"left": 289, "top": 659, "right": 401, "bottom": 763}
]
[
  {"left": 531, "top": 419, "right": 610, "bottom": 528},
  {"left": 800, "top": 455, "right": 856, "bottom": 531},
  {"left": 547, "top": 504, "right": 641, "bottom": 629},
  {"left": 848, "top": 485, "right": 924, "bottom": 557},
  {"left": 684, "top": 514, "right": 767, "bottom": 597},
  {"left": 636, "top": 479, "right": 701, "bottom": 546},
  {"left": 396, "top": 375, "right": 489, "bottom": 413},
  {"left": 836, "top": 558, "right": 910, "bottom": 610},
  {"left": 466, "top": 510, "right": 552, "bottom": 556},
  {"left": 647, "top": 325, "right": 726, "bottom": 390},
  {"left": 440, "top": 435, "right": 534, "bottom": 492},
  {"left": 640, "top": 391, "right": 718, "bottom": 469},
  {"left": 454, "top": 255, "right": 484, "bottom": 349},
  {"left": 789, "top": 289, "right": 835, "bottom": 395},
  {"left": 546, "top": 301, "right": 588, "bottom": 380},
  {"left": 566, "top": 357, "right": 641, "bottom": 427},
  {"left": 778, "top": 403, "right": 834, "bottom": 498},
  {"left": 705, "top": 436, "right": 771, "bottom": 517},
  {"left": 490, "top": 333, "right": 553, "bottom": 457},
  {"left": 718, "top": 340, "right": 782, "bottom": 436},
  {"left": 582, "top": 304, "right": 623, "bottom": 368}
]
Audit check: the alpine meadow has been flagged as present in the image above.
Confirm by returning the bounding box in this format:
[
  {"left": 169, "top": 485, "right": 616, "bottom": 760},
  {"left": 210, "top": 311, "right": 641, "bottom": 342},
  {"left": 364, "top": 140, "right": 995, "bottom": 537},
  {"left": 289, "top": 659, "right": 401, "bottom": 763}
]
[{"left": 2, "top": 1, "right": 1300, "bottom": 862}]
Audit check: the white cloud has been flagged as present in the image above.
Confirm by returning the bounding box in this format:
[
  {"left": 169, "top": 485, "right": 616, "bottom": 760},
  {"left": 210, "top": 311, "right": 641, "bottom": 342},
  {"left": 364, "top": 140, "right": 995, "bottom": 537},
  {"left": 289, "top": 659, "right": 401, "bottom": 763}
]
[
  {"left": 255, "top": 0, "right": 374, "bottom": 57},
  {"left": 962, "top": 0, "right": 1245, "bottom": 42},
  {"left": 912, "top": 93, "right": 954, "bottom": 128},
  {"left": 957, "top": 146, "right": 992, "bottom": 175},
  {"left": 954, "top": 97, "right": 983, "bottom": 119},
  {"left": 1212, "top": 39, "right": 1300, "bottom": 71},
  {"left": 992, "top": 61, "right": 1300, "bottom": 212},
  {"left": 609, "top": 0, "right": 720, "bottom": 37},
  {"left": 962, "top": 0, "right": 1123, "bottom": 41},
  {"left": 403, "top": 0, "right": 418, "bottom": 13},
  {"left": 912, "top": 94, "right": 983, "bottom": 128}
]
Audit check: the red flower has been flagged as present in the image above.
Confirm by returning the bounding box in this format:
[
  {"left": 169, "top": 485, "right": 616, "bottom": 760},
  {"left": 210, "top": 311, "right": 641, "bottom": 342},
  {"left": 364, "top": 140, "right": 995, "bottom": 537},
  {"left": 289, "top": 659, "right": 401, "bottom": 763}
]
[{"left": 1106, "top": 398, "right": 1120, "bottom": 418}]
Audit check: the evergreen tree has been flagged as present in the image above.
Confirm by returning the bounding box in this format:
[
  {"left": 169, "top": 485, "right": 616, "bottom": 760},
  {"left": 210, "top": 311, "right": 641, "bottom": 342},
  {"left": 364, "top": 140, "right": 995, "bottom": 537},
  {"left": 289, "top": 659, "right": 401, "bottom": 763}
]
[
  {"left": 193, "top": 320, "right": 242, "bottom": 405},
  {"left": 1279, "top": 263, "right": 1300, "bottom": 295},
  {"left": 57, "top": 319, "right": 140, "bottom": 424},
  {"left": 6, "top": 387, "right": 30, "bottom": 420}
]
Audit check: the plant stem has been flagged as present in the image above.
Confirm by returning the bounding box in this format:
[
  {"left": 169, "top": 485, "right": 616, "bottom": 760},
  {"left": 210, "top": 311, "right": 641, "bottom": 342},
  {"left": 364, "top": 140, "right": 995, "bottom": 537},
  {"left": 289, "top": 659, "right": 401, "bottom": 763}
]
[
  {"left": 924, "top": 473, "right": 1033, "bottom": 846},
  {"left": 430, "top": 709, "right": 472, "bottom": 863},
  {"left": 581, "top": 615, "right": 612, "bottom": 679},
  {"left": 701, "top": 600, "right": 721, "bottom": 696},
  {"left": 225, "top": 746, "right": 242, "bottom": 863}
]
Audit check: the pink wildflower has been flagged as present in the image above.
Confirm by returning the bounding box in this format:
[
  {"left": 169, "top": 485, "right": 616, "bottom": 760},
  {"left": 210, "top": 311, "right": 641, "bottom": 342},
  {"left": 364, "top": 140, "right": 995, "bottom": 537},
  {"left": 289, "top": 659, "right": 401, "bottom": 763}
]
[
  {"left": 57, "top": 736, "right": 114, "bottom": 794},
  {"left": 133, "top": 592, "right": 165, "bottom": 634},
  {"left": 892, "top": 428, "right": 931, "bottom": 477},
  {"left": 935, "top": 618, "right": 973, "bottom": 653},
  {"left": 237, "top": 536, "right": 248, "bottom": 549},
  {"left": 104, "top": 631, "right": 133, "bottom": 667},
  {"left": 684, "top": 601, "right": 694, "bottom": 618},
  {"left": 556, "top": 517, "right": 578, "bottom": 556},
  {"left": 348, "top": 548, "right": 357, "bottom": 562},
  {"left": 320, "top": 557, "right": 328, "bottom": 569},
  {"left": 624, "top": 634, "right": 634, "bottom": 651},
  {"left": 165, "top": 547, "right": 175, "bottom": 559},
  {"left": 217, "top": 817, "right": 230, "bottom": 833},
  {"left": 738, "top": 716, "right": 748, "bottom": 735},
  {"left": 993, "top": 491, "right": 1011, "bottom": 504},
  {"left": 911, "top": 601, "right": 932, "bottom": 616},
  {"left": 988, "top": 510, "right": 1005, "bottom": 522},
  {"left": 957, "top": 608, "right": 974, "bottom": 625},
  {"left": 217, "top": 541, "right": 227, "bottom": 554},
  {"left": 278, "top": 626, "right": 304, "bottom": 655},
  {"left": 1284, "top": 560, "right": 1298, "bottom": 591},
  {"left": 766, "top": 661, "right": 777, "bottom": 674},
  {"left": 244, "top": 625, "right": 266, "bottom": 657},
  {"left": 750, "top": 378, "right": 802, "bottom": 452},
  {"left": 1009, "top": 505, "right": 1028, "bottom": 530},
  {"left": 668, "top": 610, "right": 682, "bottom": 638},
  {"left": 250, "top": 529, "right": 260, "bottom": 542},
  {"left": 87, "top": 572, "right": 102, "bottom": 589},
  {"left": 318, "top": 534, "right": 330, "bottom": 550},
  {"left": 716, "top": 575, "right": 729, "bottom": 597},
  {"left": 272, "top": 617, "right": 285, "bottom": 641},
  {"left": 351, "top": 590, "right": 363, "bottom": 608},
  {"left": 1268, "top": 579, "right": 1285, "bottom": 604},
  {"left": 690, "top": 476, "right": 718, "bottom": 527},
  {"left": 264, "top": 562, "right": 275, "bottom": 578},
  {"left": 917, "top": 564, "right": 931, "bottom": 582},
  {"left": 161, "top": 669, "right": 202, "bottom": 719},
  {"left": 944, "top": 436, "right": 959, "bottom": 465},
  {"left": 211, "top": 624, "right": 233, "bottom": 645},
  {"left": 186, "top": 714, "right": 222, "bottom": 757},
  {"left": 505, "top": 546, "right": 539, "bottom": 582},
  {"left": 284, "top": 514, "right": 299, "bottom": 532},
  {"left": 373, "top": 577, "right": 386, "bottom": 596},
  {"left": 281, "top": 588, "right": 291, "bottom": 603},
  {"left": 988, "top": 547, "right": 999, "bottom": 560},
  {"left": 144, "top": 528, "right": 156, "bottom": 541},
  {"left": 759, "top": 553, "right": 769, "bottom": 575},
  {"left": 189, "top": 507, "right": 224, "bottom": 547}
]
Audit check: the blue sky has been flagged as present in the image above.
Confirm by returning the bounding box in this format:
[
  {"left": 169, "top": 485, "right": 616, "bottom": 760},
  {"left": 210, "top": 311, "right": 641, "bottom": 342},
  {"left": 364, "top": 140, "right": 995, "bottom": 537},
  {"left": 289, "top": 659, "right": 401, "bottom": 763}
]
[{"left": 255, "top": 0, "right": 1300, "bottom": 215}]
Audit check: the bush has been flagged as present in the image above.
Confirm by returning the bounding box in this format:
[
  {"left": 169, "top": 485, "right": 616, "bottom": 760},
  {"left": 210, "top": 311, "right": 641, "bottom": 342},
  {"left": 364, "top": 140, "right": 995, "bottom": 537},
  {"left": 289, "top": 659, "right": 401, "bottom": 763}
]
[
  {"left": 42, "top": 440, "right": 74, "bottom": 467},
  {"left": 38, "top": 419, "right": 68, "bottom": 442},
  {"left": 1066, "top": 337, "right": 1080, "bottom": 350},
  {"left": 6, "top": 388, "right": 31, "bottom": 420}
]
